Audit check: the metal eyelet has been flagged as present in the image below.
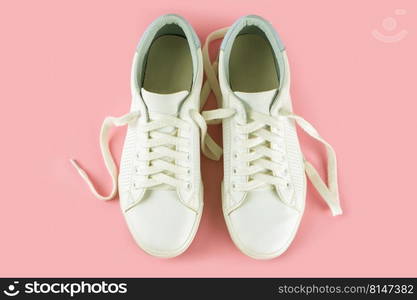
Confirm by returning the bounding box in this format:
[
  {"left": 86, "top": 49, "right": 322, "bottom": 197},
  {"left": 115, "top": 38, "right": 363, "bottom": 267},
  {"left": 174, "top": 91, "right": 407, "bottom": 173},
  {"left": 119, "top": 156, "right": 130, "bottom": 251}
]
[
  {"left": 233, "top": 168, "right": 237, "bottom": 175},
  {"left": 186, "top": 183, "right": 192, "bottom": 190}
]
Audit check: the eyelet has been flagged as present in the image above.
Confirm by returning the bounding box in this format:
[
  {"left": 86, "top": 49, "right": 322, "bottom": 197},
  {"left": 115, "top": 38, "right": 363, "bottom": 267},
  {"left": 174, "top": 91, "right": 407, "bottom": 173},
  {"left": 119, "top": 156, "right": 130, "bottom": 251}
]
[
  {"left": 233, "top": 168, "right": 237, "bottom": 175},
  {"left": 186, "top": 168, "right": 191, "bottom": 175},
  {"left": 186, "top": 183, "right": 192, "bottom": 190},
  {"left": 232, "top": 183, "right": 236, "bottom": 190},
  {"left": 233, "top": 153, "right": 238, "bottom": 159}
]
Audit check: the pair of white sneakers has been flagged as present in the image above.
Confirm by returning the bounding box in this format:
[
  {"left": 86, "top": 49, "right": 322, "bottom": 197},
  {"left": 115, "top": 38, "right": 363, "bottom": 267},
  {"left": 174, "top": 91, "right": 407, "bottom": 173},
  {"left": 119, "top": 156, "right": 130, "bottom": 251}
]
[{"left": 72, "top": 14, "right": 342, "bottom": 260}]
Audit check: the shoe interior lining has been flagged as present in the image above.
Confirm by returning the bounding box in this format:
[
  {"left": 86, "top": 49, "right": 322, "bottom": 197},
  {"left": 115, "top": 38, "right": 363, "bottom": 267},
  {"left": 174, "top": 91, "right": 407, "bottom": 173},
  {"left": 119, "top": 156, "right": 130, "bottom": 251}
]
[
  {"left": 229, "top": 33, "right": 279, "bottom": 93},
  {"left": 143, "top": 35, "right": 192, "bottom": 94}
]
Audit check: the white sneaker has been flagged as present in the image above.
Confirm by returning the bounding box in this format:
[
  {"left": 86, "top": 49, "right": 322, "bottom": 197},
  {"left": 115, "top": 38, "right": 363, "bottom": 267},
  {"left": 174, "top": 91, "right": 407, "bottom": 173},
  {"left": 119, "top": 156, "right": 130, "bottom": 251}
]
[
  {"left": 202, "top": 15, "right": 342, "bottom": 259},
  {"left": 71, "top": 14, "right": 221, "bottom": 258}
]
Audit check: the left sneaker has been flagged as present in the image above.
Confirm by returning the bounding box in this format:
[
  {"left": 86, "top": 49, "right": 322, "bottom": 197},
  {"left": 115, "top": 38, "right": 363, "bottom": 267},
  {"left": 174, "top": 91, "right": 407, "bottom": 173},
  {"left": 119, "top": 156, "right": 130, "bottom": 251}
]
[{"left": 71, "top": 14, "right": 221, "bottom": 258}]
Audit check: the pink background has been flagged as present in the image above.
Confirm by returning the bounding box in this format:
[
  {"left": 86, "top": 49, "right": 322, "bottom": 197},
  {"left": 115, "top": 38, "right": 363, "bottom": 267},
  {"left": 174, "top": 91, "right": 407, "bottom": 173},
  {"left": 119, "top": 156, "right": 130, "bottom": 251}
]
[{"left": 1, "top": 0, "right": 416, "bottom": 277}]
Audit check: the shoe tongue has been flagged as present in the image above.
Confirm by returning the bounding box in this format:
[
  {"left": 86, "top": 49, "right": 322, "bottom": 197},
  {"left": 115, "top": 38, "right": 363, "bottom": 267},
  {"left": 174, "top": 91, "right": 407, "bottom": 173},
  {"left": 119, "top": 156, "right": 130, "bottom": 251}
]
[
  {"left": 234, "top": 89, "right": 277, "bottom": 114},
  {"left": 141, "top": 88, "right": 189, "bottom": 117}
]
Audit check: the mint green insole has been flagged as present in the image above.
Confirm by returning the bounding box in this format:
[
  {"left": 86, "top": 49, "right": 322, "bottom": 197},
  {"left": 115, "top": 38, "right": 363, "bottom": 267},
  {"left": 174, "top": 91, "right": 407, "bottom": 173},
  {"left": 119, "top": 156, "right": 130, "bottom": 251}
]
[
  {"left": 229, "top": 34, "right": 279, "bottom": 92},
  {"left": 143, "top": 35, "right": 192, "bottom": 94}
]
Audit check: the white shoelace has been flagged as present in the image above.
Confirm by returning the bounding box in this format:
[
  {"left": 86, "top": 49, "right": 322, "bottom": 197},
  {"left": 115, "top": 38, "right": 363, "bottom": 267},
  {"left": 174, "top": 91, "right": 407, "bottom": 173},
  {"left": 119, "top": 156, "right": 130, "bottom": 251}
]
[
  {"left": 71, "top": 108, "right": 222, "bottom": 201},
  {"left": 72, "top": 28, "right": 342, "bottom": 217},
  {"left": 200, "top": 28, "right": 342, "bottom": 216}
]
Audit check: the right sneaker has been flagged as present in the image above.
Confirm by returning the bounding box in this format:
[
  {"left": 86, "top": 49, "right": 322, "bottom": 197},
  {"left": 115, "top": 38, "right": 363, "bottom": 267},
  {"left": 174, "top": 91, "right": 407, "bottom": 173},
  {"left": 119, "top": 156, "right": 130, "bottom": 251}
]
[
  {"left": 202, "top": 15, "right": 342, "bottom": 259},
  {"left": 71, "top": 14, "right": 221, "bottom": 258}
]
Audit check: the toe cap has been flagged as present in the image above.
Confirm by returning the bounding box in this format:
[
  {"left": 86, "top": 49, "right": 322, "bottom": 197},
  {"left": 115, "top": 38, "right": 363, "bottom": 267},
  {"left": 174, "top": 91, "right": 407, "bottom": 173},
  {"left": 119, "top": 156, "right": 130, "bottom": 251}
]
[
  {"left": 227, "top": 190, "right": 302, "bottom": 259},
  {"left": 124, "top": 190, "right": 199, "bottom": 257}
]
